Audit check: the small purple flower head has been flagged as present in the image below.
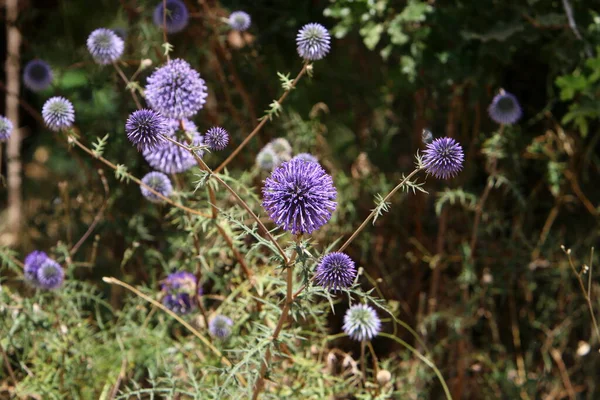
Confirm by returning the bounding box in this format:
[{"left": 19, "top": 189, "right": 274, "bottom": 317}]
[
  {"left": 315, "top": 252, "right": 356, "bottom": 291},
  {"left": 86, "top": 28, "right": 124, "bottom": 65},
  {"left": 0, "top": 116, "right": 13, "bottom": 142},
  {"left": 140, "top": 171, "right": 173, "bottom": 203},
  {"left": 343, "top": 304, "right": 381, "bottom": 342},
  {"left": 256, "top": 145, "right": 280, "bottom": 171},
  {"left": 145, "top": 59, "right": 208, "bottom": 119},
  {"left": 36, "top": 259, "right": 65, "bottom": 290},
  {"left": 142, "top": 119, "right": 204, "bottom": 174},
  {"left": 488, "top": 90, "right": 522, "bottom": 125},
  {"left": 269, "top": 138, "right": 292, "bottom": 160},
  {"left": 209, "top": 315, "right": 233, "bottom": 339},
  {"left": 161, "top": 271, "right": 201, "bottom": 314},
  {"left": 262, "top": 158, "right": 337, "bottom": 235},
  {"left": 296, "top": 23, "right": 331, "bottom": 61},
  {"left": 292, "top": 153, "right": 318, "bottom": 164},
  {"left": 422, "top": 137, "right": 464, "bottom": 180},
  {"left": 125, "top": 109, "right": 168, "bottom": 151},
  {"left": 42, "top": 97, "right": 75, "bottom": 132},
  {"left": 205, "top": 126, "right": 229, "bottom": 151},
  {"left": 228, "top": 11, "right": 251, "bottom": 31},
  {"left": 153, "top": 0, "right": 189, "bottom": 34},
  {"left": 23, "top": 60, "right": 53, "bottom": 92},
  {"left": 24, "top": 251, "right": 49, "bottom": 286}
]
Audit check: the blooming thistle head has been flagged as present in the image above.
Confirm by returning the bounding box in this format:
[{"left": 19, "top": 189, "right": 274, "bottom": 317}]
[
  {"left": 228, "top": 11, "right": 251, "bottom": 31},
  {"left": 125, "top": 109, "right": 168, "bottom": 151},
  {"left": 23, "top": 60, "right": 53, "bottom": 92},
  {"left": 42, "top": 97, "right": 75, "bottom": 132},
  {"left": 205, "top": 126, "right": 229, "bottom": 151},
  {"left": 145, "top": 59, "right": 208, "bottom": 119},
  {"left": 314, "top": 252, "right": 357, "bottom": 291},
  {"left": 86, "top": 28, "right": 124, "bottom": 65},
  {"left": 269, "top": 138, "right": 292, "bottom": 161},
  {"left": 209, "top": 315, "right": 234, "bottom": 339},
  {"left": 24, "top": 250, "right": 49, "bottom": 286},
  {"left": 262, "top": 158, "right": 337, "bottom": 235},
  {"left": 422, "top": 137, "right": 464, "bottom": 180},
  {"left": 0, "top": 116, "right": 13, "bottom": 142},
  {"left": 36, "top": 258, "right": 65, "bottom": 290},
  {"left": 140, "top": 171, "right": 173, "bottom": 203},
  {"left": 153, "top": 0, "right": 189, "bottom": 34},
  {"left": 343, "top": 304, "right": 381, "bottom": 342},
  {"left": 161, "top": 271, "right": 201, "bottom": 314},
  {"left": 296, "top": 23, "right": 331, "bottom": 61},
  {"left": 488, "top": 90, "right": 522, "bottom": 125},
  {"left": 292, "top": 153, "right": 319, "bottom": 164},
  {"left": 256, "top": 145, "right": 280, "bottom": 171}
]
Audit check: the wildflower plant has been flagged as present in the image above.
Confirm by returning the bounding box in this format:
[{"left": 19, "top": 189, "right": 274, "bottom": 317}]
[
  {"left": 153, "top": 0, "right": 189, "bottom": 34},
  {"left": 22, "top": 59, "right": 53, "bottom": 91}
]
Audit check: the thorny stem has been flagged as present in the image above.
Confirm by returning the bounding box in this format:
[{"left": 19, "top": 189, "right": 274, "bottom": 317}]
[{"left": 113, "top": 62, "right": 142, "bottom": 109}]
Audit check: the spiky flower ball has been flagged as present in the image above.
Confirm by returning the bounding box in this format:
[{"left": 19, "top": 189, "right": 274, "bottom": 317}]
[
  {"left": 228, "top": 11, "right": 251, "bottom": 31},
  {"left": 205, "top": 126, "right": 229, "bottom": 151},
  {"left": 125, "top": 109, "right": 168, "bottom": 151},
  {"left": 86, "top": 28, "right": 124, "bottom": 65},
  {"left": 161, "top": 271, "right": 201, "bottom": 314},
  {"left": 36, "top": 259, "right": 64, "bottom": 290},
  {"left": 256, "top": 146, "right": 280, "bottom": 171},
  {"left": 292, "top": 153, "right": 318, "bottom": 164},
  {"left": 142, "top": 119, "right": 204, "bottom": 174},
  {"left": 488, "top": 90, "right": 522, "bottom": 125},
  {"left": 0, "top": 116, "right": 13, "bottom": 142},
  {"left": 153, "top": 0, "right": 189, "bottom": 34},
  {"left": 269, "top": 138, "right": 292, "bottom": 161},
  {"left": 24, "top": 250, "right": 49, "bottom": 286},
  {"left": 140, "top": 171, "right": 173, "bottom": 203},
  {"left": 262, "top": 158, "right": 337, "bottom": 234},
  {"left": 209, "top": 315, "right": 234, "bottom": 339},
  {"left": 343, "top": 304, "right": 381, "bottom": 342},
  {"left": 315, "top": 252, "right": 356, "bottom": 291},
  {"left": 23, "top": 60, "right": 53, "bottom": 92},
  {"left": 145, "top": 59, "right": 208, "bottom": 119},
  {"left": 42, "top": 97, "right": 75, "bottom": 132},
  {"left": 296, "top": 23, "right": 331, "bottom": 61},
  {"left": 422, "top": 137, "right": 464, "bottom": 180}
]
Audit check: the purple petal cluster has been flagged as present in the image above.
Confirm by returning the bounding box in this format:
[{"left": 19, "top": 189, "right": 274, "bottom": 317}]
[
  {"left": 161, "top": 271, "right": 201, "bottom": 314},
  {"left": 42, "top": 97, "right": 75, "bottom": 132},
  {"left": 314, "top": 252, "right": 356, "bottom": 291},
  {"left": 125, "top": 109, "right": 168, "bottom": 151},
  {"left": 145, "top": 59, "right": 208, "bottom": 119},
  {"left": 86, "top": 28, "right": 124, "bottom": 65},
  {"left": 209, "top": 315, "right": 233, "bottom": 339},
  {"left": 140, "top": 171, "right": 173, "bottom": 203},
  {"left": 296, "top": 23, "right": 331, "bottom": 61},
  {"left": 422, "top": 137, "right": 464, "bottom": 180},
  {"left": 228, "top": 11, "right": 251, "bottom": 31},
  {"left": 343, "top": 304, "right": 381, "bottom": 342},
  {"left": 0, "top": 116, "right": 13, "bottom": 141},
  {"left": 262, "top": 158, "right": 337, "bottom": 235},
  {"left": 37, "top": 259, "right": 65, "bottom": 290},
  {"left": 153, "top": 0, "right": 189, "bottom": 34},
  {"left": 488, "top": 90, "right": 522, "bottom": 125},
  {"left": 23, "top": 60, "right": 53, "bottom": 92},
  {"left": 292, "top": 153, "right": 318, "bottom": 164},
  {"left": 204, "top": 126, "right": 229, "bottom": 151},
  {"left": 24, "top": 251, "right": 49, "bottom": 285}
]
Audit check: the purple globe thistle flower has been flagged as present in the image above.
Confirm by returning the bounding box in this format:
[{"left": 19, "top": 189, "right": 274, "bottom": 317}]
[
  {"left": 125, "top": 109, "right": 168, "bottom": 151},
  {"left": 142, "top": 119, "right": 204, "bottom": 174},
  {"left": 36, "top": 259, "right": 64, "bottom": 290},
  {"left": 140, "top": 171, "right": 173, "bottom": 203},
  {"left": 314, "top": 252, "right": 357, "bottom": 291},
  {"left": 153, "top": 0, "right": 189, "bottom": 34},
  {"left": 256, "top": 145, "right": 280, "bottom": 171},
  {"left": 23, "top": 60, "right": 53, "bottom": 92},
  {"left": 86, "top": 28, "right": 124, "bottom": 65},
  {"left": 422, "top": 137, "right": 464, "bottom": 180},
  {"left": 228, "top": 11, "right": 251, "bottom": 31},
  {"left": 145, "top": 59, "right": 208, "bottom": 119},
  {"left": 161, "top": 271, "right": 201, "bottom": 314},
  {"left": 343, "top": 304, "right": 381, "bottom": 342},
  {"left": 296, "top": 23, "right": 331, "bottom": 61},
  {"left": 23, "top": 250, "right": 49, "bottom": 286},
  {"left": 0, "top": 116, "right": 13, "bottom": 142},
  {"left": 292, "top": 153, "right": 318, "bottom": 164},
  {"left": 488, "top": 90, "right": 522, "bottom": 125},
  {"left": 204, "top": 126, "right": 229, "bottom": 151},
  {"left": 262, "top": 158, "right": 337, "bottom": 235},
  {"left": 42, "top": 97, "right": 75, "bottom": 132},
  {"left": 209, "top": 315, "right": 233, "bottom": 339}
]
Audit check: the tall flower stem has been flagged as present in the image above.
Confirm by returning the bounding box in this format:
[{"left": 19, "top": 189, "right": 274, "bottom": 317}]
[{"left": 113, "top": 62, "right": 142, "bottom": 109}]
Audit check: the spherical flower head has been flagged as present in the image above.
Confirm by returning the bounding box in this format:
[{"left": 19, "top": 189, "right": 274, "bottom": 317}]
[
  {"left": 24, "top": 250, "right": 49, "bottom": 286},
  {"left": 36, "top": 259, "right": 64, "bottom": 290},
  {"left": 142, "top": 119, "right": 204, "bottom": 174},
  {"left": 314, "top": 252, "right": 356, "bottom": 291},
  {"left": 23, "top": 60, "right": 53, "bottom": 92},
  {"left": 269, "top": 138, "right": 292, "bottom": 160},
  {"left": 296, "top": 23, "right": 331, "bottom": 61},
  {"left": 0, "top": 116, "right": 13, "bottom": 142},
  {"left": 153, "top": 0, "right": 189, "bottom": 34},
  {"left": 42, "top": 97, "right": 75, "bottom": 132},
  {"left": 343, "top": 304, "right": 381, "bottom": 342},
  {"left": 422, "top": 137, "right": 464, "bottom": 180},
  {"left": 292, "top": 153, "right": 318, "bottom": 164},
  {"left": 125, "top": 109, "right": 168, "bottom": 151},
  {"left": 209, "top": 315, "right": 233, "bottom": 339},
  {"left": 262, "top": 158, "right": 337, "bottom": 235},
  {"left": 161, "top": 271, "right": 201, "bottom": 314},
  {"left": 86, "top": 28, "right": 124, "bottom": 65},
  {"left": 228, "top": 11, "right": 251, "bottom": 31},
  {"left": 488, "top": 90, "right": 522, "bottom": 125},
  {"left": 140, "top": 171, "right": 173, "bottom": 203},
  {"left": 256, "top": 145, "right": 280, "bottom": 171},
  {"left": 205, "top": 126, "right": 229, "bottom": 151},
  {"left": 145, "top": 59, "right": 208, "bottom": 119}
]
